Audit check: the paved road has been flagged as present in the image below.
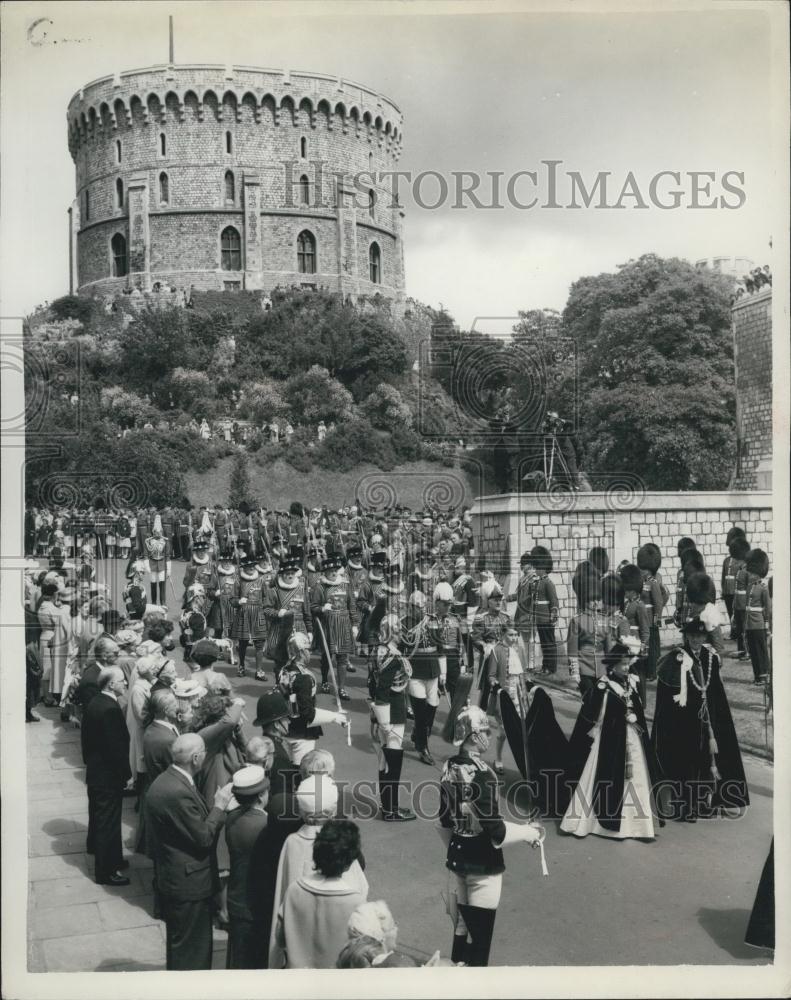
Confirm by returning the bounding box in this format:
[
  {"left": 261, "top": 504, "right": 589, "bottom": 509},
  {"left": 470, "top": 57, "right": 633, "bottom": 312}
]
[{"left": 26, "top": 558, "right": 775, "bottom": 971}]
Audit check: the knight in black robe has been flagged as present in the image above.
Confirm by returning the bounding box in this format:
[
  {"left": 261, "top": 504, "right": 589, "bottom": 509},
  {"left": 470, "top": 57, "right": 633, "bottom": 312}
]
[{"left": 651, "top": 616, "right": 749, "bottom": 821}]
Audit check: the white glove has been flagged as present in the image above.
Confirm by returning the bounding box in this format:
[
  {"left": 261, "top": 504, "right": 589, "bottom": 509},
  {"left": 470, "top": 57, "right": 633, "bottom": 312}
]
[
  {"left": 277, "top": 608, "right": 287, "bottom": 618},
  {"left": 322, "top": 603, "right": 333, "bottom": 612},
  {"left": 568, "top": 657, "right": 579, "bottom": 679},
  {"left": 522, "top": 822, "right": 544, "bottom": 845},
  {"left": 334, "top": 712, "right": 349, "bottom": 727}
]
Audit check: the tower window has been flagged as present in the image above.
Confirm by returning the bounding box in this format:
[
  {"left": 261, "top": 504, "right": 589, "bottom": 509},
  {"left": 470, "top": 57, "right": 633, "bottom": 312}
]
[
  {"left": 159, "top": 172, "right": 169, "bottom": 204},
  {"left": 369, "top": 151, "right": 373, "bottom": 171},
  {"left": 159, "top": 132, "right": 166, "bottom": 157},
  {"left": 226, "top": 131, "right": 232, "bottom": 154},
  {"left": 368, "top": 189, "right": 376, "bottom": 218},
  {"left": 369, "top": 241, "right": 381, "bottom": 284},
  {"left": 116, "top": 140, "right": 122, "bottom": 164},
  {"left": 115, "top": 178, "right": 124, "bottom": 209},
  {"left": 220, "top": 226, "right": 241, "bottom": 271},
  {"left": 224, "top": 170, "right": 235, "bottom": 204},
  {"left": 300, "top": 136, "right": 308, "bottom": 159},
  {"left": 297, "top": 230, "right": 316, "bottom": 274},
  {"left": 84, "top": 190, "right": 90, "bottom": 221},
  {"left": 111, "top": 233, "right": 127, "bottom": 277},
  {"left": 299, "top": 174, "right": 310, "bottom": 206}
]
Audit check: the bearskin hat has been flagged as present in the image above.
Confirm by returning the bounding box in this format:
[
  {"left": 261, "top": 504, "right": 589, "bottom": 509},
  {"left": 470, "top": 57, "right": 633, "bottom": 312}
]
[
  {"left": 601, "top": 573, "right": 624, "bottom": 610},
  {"left": 530, "top": 545, "right": 553, "bottom": 574},
  {"left": 682, "top": 551, "right": 706, "bottom": 580},
  {"left": 619, "top": 563, "right": 644, "bottom": 595},
  {"left": 726, "top": 525, "right": 746, "bottom": 545},
  {"left": 686, "top": 572, "right": 716, "bottom": 606},
  {"left": 573, "top": 564, "right": 601, "bottom": 605},
  {"left": 636, "top": 544, "right": 661, "bottom": 575},
  {"left": 519, "top": 551, "right": 532, "bottom": 566},
  {"left": 588, "top": 546, "right": 610, "bottom": 576},
  {"left": 289, "top": 501, "right": 304, "bottom": 518},
  {"left": 676, "top": 537, "right": 696, "bottom": 558},
  {"left": 680, "top": 546, "right": 703, "bottom": 568},
  {"left": 729, "top": 536, "right": 750, "bottom": 561},
  {"left": 746, "top": 548, "right": 769, "bottom": 578}
]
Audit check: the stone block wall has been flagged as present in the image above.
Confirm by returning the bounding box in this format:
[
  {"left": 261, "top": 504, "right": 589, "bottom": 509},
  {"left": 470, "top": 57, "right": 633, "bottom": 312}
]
[
  {"left": 732, "top": 288, "right": 772, "bottom": 490},
  {"left": 473, "top": 492, "right": 773, "bottom": 643}
]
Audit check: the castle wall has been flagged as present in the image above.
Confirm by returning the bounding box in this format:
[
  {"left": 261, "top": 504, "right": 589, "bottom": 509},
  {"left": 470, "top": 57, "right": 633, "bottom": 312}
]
[
  {"left": 732, "top": 288, "right": 772, "bottom": 490},
  {"left": 68, "top": 65, "right": 405, "bottom": 303},
  {"left": 472, "top": 491, "right": 773, "bottom": 641}
]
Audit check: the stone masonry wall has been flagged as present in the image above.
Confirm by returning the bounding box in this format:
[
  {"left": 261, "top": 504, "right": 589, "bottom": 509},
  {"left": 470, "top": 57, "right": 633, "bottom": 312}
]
[
  {"left": 732, "top": 288, "right": 772, "bottom": 490},
  {"left": 473, "top": 493, "right": 773, "bottom": 646}
]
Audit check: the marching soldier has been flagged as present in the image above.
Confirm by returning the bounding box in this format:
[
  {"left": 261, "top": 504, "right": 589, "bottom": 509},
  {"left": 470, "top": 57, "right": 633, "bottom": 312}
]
[
  {"left": 726, "top": 536, "right": 750, "bottom": 658},
  {"left": 310, "top": 554, "right": 355, "bottom": 702},
  {"left": 450, "top": 556, "right": 478, "bottom": 668},
  {"left": 357, "top": 551, "right": 388, "bottom": 650},
  {"left": 529, "top": 546, "right": 558, "bottom": 675},
  {"left": 181, "top": 540, "right": 216, "bottom": 606},
  {"left": 402, "top": 591, "right": 445, "bottom": 766},
  {"left": 263, "top": 554, "right": 312, "bottom": 674},
  {"left": 506, "top": 553, "right": 538, "bottom": 671},
  {"left": 230, "top": 553, "right": 269, "bottom": 682},
  {"left": 277, "top": 631, "right": 348, "bottom": 765},
  {"left": 471, "top": 580, "right": 511, "bottom": 705},
  {"left": 207, "top": 551, "right": 239, "bottom": 641}
]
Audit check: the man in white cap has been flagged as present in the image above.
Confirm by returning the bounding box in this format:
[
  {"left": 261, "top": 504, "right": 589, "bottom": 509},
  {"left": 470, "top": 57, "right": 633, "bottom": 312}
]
[
  {"left": 471, "top": 579, "right": 512, "bottom": 702},
  {"left": 225, "top": 765, "right": 271, "bottom": 968}
]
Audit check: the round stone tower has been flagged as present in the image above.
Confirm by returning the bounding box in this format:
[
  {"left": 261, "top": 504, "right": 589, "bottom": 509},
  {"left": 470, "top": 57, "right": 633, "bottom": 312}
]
[{"left": 66, "top": 64, "right": 405, "bottom": 305}]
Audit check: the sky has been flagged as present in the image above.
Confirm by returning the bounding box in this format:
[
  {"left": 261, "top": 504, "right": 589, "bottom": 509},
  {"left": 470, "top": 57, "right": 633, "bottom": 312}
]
[{"left": 0, "top": 0, "right": 783, "bottom": 329}]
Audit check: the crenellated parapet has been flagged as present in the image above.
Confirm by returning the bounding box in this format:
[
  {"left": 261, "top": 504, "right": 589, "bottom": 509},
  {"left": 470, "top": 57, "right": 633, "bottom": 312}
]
[{"left": 67, "top": 64, "right": 404, "bottom": 162}]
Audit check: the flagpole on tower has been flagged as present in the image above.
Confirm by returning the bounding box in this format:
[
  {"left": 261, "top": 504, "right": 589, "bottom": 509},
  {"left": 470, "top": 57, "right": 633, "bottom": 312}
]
[{"left": 169, "top": 15, "right": 174, "bottom": 64}]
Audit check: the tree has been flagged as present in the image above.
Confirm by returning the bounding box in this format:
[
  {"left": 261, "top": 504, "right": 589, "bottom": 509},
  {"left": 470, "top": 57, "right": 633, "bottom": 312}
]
[
  {"left": 561, "top": 254, "right": 736, "bottom": 489},
  {"left": 169, "top": 368, "right": 215, "bottom": 411},
  {"left": 99, "top": 386, "right": 157, "bottom": 427},
  {"left": 282, "top": 365, "right": 354, "bottom": 425},
  {"left": 228, "top": 450, "right": 256, "bottom": 509},
  {"left": 238, "top": 379, "right": 287, "bottom": 424},
  {"left": 361, "top": 383, "right": 413, "bottom": 432}
]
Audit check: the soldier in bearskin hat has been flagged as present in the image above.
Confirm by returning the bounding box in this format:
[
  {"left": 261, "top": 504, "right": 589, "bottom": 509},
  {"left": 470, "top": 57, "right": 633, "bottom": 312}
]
[
  {"left": 636, "top": 543, "right": 666, "bottom": 683},
  {"left": 530, "top": 546, "right": 559, "bottom": 675},
  {"left": 674, "top": 537, "right": 697, "bottom": 617},
  {"left": 310, "top": 553, "right": 355, "bottom": 702},
  {"left": 567, "top": 563, "right": 605, "bottom": 695},
  {"left": 652, "top": 617, "right": 749, "bottom": 820},
  {"left": 276, "top": 631, "right": 348, "bottom": 764},
  {"left": 437, "top": 702, "right": 544, "bottom": 966},
  {"left": 744, "top": 548, "right": 771, "bottom": 684},
  {"left": 366, "top": 604, "right": 416, "bottom": 823},
  {"left": 619, "top": 563, "right": 651, "bottom": 705},
  {"left": 230, "top": 552, "right": 269, "bottom": 682},
  {"left": 506, "top": 552, "right": 538, "bottom": 671},
  {"left": 263, "top": 554, "right": 312, "bottom": 673},
  {"left": 726, "top": 536, "right": 750, "bottom": 657}
]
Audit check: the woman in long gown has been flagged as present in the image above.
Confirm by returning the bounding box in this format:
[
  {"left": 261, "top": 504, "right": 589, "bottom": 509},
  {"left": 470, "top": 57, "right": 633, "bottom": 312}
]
[{"left": 561, "top": 638, "right": 663, "bottom": 840}]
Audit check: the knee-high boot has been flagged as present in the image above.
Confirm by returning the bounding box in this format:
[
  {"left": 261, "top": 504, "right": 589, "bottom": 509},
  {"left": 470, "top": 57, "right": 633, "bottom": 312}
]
[
  {"left": 158, "top": 580, "right": 166, "bottom": 605},
  {"left": 238, "top": 640, "right": 249, "bottom": 673},
  {"left": 459, "top": 905, "right": 497, "bottom": 967},
  {"left": 411, "top": 697, "right": 427, "bottom": 751},
  {"left": 381, "top": 747, "right": 403, "bottom": 815},
  {"left": 425, "top": 702, "right": 438, "bottom": 745},
  {"left": 150, "top": 584, "right": 158, "bottom": 604},
  {"left": 451, "top": 931, "right": 469, "bottom": 965}
]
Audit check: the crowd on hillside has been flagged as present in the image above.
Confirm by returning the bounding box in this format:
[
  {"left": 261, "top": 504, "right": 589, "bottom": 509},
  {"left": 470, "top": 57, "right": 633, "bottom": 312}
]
[{"left": 22, "top": 501, "right": 774, "bottom": 966}]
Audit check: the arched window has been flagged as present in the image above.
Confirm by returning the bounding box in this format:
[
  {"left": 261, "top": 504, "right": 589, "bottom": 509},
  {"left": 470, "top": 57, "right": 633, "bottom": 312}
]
[
  {"left": 224, "top": 170, "right": 235, "bottom": 204},
  {"left": 159, "top": 172, "right": 169, "bottom": 204},
  {"left": 369, "top": 242, "right": 381, "bottom": 284},
  {"left": 300, "top": 136, "right": 308, "bottom": 159},
  {"left": 220, "top": 226, "right": 241, "bottom": 271},
  {"left": 159, "top": 132, "right": 166, "bottom": 156},
  {"left": 368, "top": 151, "right": 373, "bottom": 171},
  {"left": 368, "top": 189, "right": 376, "bottom": 218},
  {"left": 297, "top": 230, "right": 316, "bottom": 274},
  {"left": 225, "top": 130, "right": 232, "bottom": 154},
  {"left": 116, "top": 140, "right": 122, "bottom": 164},
  {"left": 115, "top": 178, "right": 124, "bottom": 209},
  {"left": 299, "top": 174, "right": 310, "bottom": 206},
  {"left": 111, "top": 233, "right": 127, "bottom": 277},
  {"left": 84, "top": 190, "right": 90, "bottom": 221}
]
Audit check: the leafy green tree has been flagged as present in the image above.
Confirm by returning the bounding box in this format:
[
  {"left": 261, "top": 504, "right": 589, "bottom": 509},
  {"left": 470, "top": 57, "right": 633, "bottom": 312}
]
[
  {"left": 228, "top": 450, "right": 256, "bottom": 509},
  {"left": 238, "top": 379, "right": 288, "bottom": 424},
  {"left": 562, "top": 254, "right": 736, "bottom": 489},
  {"left": 361, "top": 383, "right": 413, "bottom": 431},
  {"left": 282, "top": 365, "right": 354, "bottom": 425}
]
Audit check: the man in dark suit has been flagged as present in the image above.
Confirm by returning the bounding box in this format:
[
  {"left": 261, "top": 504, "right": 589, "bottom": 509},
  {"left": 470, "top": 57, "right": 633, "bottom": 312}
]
[
  {"left": 76, "top": 636, "right": 121, "bottom": 711},
  {"left": 145, "top": 733, "right": 234, "bottom": 970},
  {"left": 80, "top": 665, "right": 131, "bottom": 885}
]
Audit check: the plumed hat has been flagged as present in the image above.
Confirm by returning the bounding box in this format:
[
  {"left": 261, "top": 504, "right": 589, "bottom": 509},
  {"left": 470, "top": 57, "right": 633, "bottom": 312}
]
[
  {"left": 729, "top": 536, "right": 750, "bottom": 561},
  {"left": 636, "top": 544, "right": 661, "bottom": 574},
  {"left": 529, "top": 545, "right": 553, "bottom": 574},
  {"left": 619, "top": 563, "right": 644, "bottom": 594},
  {"left": 433, "top": 581, "right": 454, "bottom": 603},
  {"left": 480, "top": 579, "right": 503, "bottom": 601},
  {"left": 745, "top": 548, "right": 769, "bottom": 578},
  {"left": 587, "top": 546, "right": 610, "bottom": 576},
  {"left": 686, "top": 572, "right": 716, "bottom": 606}
]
